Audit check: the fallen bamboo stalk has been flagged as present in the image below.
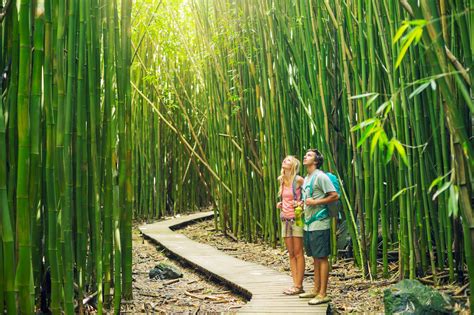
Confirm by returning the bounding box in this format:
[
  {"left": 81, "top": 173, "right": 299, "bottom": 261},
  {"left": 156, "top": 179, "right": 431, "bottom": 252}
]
[
  {"left": 164, "top": 279, "right": 180, "bottom": 286},
  {"left": 140, "top": 292, "right": 161, "bottom": 298},
  {"left": 454, "top": 282, "right": 470, "bottom": 296},
  {"left": 185, "top": 291, "right": 204, "bottom": 299}
]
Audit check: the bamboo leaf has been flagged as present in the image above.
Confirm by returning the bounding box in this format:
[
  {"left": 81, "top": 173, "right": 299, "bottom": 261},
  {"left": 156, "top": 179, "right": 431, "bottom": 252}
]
[
  {"left": 408, "top": 19, "right": 427, "bottom": 27},
  {"left": 392, "top": 139, "right": 409, "bottom": 166},
  {"left": 391, "top": 188, "right": 407, "bottom": 201},
  {"left": 393, "top": 22, "right": 410, "bottom": 44},
  {"left": 350, "top": 118, "right": 377, "bottom": 132},
  {"left": 357, "top": 124, "right": 376, "bottom": 147},
  {"left": 432, "top": 181, "right": 451, "bottom": 200},
  {"left": 428, "top": 176, "right": 444, "bottom": 193},
  {"left": 385, "top": 139, "right": 395, "bottom": 164},
  {"left": 350, "top": 92, "right": 377, "bottom": 100},
  {"left": 378, "top": 131, "right": 389, "bottom": 150},
  {"left": 395, "top": 29, "right": 418, "bottom": 69},
  {"left": 370, "top": 129, "right": 382, "bottom": 156},
  {"left": 364, "top": 93, "right": 379, "bottom": 109},
  {"left": 428, "top": 169, "right": 453, "bottom": 193},
  {"left": 409, "top": 81, "right": 432, "bottom": 99},
  {"left": 414, "top": 27, "right": 423, "bottom": 43},
  {"left": 391, "top": 185, "right": 416, "bottom": 202},
  {"left": 448, "top": 185, "right": 459, "bottom": 218},
  {"left": 376, "top": 100, "right": 392, "bottom": 117}
]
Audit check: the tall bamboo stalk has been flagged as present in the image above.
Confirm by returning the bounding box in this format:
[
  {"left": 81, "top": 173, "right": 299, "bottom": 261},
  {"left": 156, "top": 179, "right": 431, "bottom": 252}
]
[
  {"left": 0, "top": 57, "right": 16, "bottom": 315},
  {"left": 15, "top": 0, "right": 33, "bottom": 312}
]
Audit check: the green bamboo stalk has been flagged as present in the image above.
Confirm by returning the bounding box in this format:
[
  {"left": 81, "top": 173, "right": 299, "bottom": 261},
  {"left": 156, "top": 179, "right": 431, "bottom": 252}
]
[
  {"left": 0, "top": 63, "right": 16, "bottom": 315},
  {"left": 63, "top": 0, "right": 78, "bottom": 311},
  {"left": 6, "top": 0, "right": 19, "bottom": 221},
  {"left": 30, "top": 0, "right": 45, "bottom": 295},
  {"left": 15, "top": 0, "right": 33, "bottom": 312},
  {"left": 103, "top": 0, "right": 116, "bottom": 304},
  {"left": 410, "top": 48, "right": 437, "bottom": 279},
  {"left": 121, "top": 0, "right": 133, "bottom": 300},
  {"left": 113, "top": 0, "right": 123, "bottom": 310},
  {"left": 44, "top": 0, "right": 61, "bottom": 311},
  {"left": 85, "top": 0, "right": 103, "bottom": 311},
  {"left": 75, "top": 0, "right": 88, "bottom": 310},
  {"left": 0, "top": 228, "right": 3, "bottom": 314},
  {"left": 0, "top": 21, "right": 4, "bottom": 312}
]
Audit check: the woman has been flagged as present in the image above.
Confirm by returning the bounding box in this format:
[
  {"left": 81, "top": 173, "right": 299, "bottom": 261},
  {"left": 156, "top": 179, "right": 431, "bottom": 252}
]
[{"left": 277, "top": 156, "right": 305, "bottom": 295}]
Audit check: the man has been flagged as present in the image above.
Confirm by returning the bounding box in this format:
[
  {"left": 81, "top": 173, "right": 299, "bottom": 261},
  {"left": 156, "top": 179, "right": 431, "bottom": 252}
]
[{"left": 298, "top": 149, "right": 338, "bottom": 305}]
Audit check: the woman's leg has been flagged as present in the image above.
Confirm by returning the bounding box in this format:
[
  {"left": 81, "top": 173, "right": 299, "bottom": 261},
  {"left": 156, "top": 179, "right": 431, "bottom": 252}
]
[
  {"left": 284, "top": 237, "right": 297, "bottom": 287},
  {"left": 293, "top": 236, "right": 305, "bottom": 288}
]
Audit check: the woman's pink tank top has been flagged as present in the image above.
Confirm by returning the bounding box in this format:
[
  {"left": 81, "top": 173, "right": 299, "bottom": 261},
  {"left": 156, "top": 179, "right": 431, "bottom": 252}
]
[{"left": 280, "top": 184, "right": 301, "bottom": 219}]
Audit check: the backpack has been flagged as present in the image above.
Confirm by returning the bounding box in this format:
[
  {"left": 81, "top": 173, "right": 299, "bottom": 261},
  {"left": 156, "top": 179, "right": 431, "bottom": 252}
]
[
  {"left": 324, "top": 172, "right": 342, "bottom": 218},
  {"left": 304, "top": 171, "right": 342, "bottom": 224}
]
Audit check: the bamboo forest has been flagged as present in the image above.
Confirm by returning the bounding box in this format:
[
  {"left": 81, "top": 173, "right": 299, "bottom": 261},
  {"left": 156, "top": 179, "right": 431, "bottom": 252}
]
[{"left": 0, "top": 0, "right": 473, "bottom": 313}]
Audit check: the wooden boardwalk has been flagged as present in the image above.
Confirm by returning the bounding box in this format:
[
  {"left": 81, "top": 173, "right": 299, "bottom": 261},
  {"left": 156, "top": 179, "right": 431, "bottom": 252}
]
[{"left": 139, "top": 211, "right": 328, "bottom": 314}]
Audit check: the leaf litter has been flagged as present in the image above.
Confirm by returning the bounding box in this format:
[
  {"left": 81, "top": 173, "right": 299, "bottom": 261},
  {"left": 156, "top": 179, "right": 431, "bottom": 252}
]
[
  {"left": 181, "top": 219, "right": 470, "bottom": 314},
  {"left": 122, "top": 228, "right": 246, "bottom": 314}
]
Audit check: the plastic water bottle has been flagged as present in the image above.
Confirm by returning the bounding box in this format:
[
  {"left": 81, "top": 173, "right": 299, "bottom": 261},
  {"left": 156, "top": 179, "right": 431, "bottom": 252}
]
[{"left": 294, "top": 205, "right": 303, "bottom": 227}]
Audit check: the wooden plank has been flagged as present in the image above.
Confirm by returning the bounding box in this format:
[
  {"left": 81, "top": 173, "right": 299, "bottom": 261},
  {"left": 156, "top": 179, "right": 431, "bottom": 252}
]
[
  {"left": 240, "top": 309, "right": 326, "bottom": 314},
  {"left": 243, "top": 301, "right": 329, "bottom": 306},
  {"left": 240, "top": 312, "right": 323, "bottom": 315},
  {"left": 241, "top": 304, "right": 328, "bottom": 309},
  {"left": 139, "top": 212, "right": 329, "bottom": 314}
]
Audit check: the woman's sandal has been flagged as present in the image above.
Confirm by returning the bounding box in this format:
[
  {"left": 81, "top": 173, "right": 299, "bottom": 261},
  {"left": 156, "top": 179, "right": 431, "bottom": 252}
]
[{"left": 283, "top": 286, "right": 304, "bottom": 295}]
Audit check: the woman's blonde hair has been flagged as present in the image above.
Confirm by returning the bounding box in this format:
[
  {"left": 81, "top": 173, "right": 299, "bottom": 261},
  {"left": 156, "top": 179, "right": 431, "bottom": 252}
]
[{"left": 277, "top": 155, "right": 300, "bottom": 196}]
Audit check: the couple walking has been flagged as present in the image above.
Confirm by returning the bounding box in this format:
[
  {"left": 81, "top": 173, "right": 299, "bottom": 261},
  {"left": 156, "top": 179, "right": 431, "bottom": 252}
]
[{"left": 277, "top": 149, "right": 339, "bottom": 305}]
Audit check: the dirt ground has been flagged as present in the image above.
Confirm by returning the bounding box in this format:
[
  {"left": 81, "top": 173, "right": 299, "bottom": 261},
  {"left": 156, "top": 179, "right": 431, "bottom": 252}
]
[
  {"left": 180, "top": 219, "right": 471, "bottom": 314},
  {"left": 121, "top": 228, "right": 246, "bottom": 313}
]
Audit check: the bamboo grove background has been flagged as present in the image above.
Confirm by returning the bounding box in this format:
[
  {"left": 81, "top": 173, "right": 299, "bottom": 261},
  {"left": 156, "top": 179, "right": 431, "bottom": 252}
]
[
  {"left": 0, "top": 0, "right": 133, "bottom": 313},
  {"left": 131, "top": 0, "right": 474, "bottom": 306}
]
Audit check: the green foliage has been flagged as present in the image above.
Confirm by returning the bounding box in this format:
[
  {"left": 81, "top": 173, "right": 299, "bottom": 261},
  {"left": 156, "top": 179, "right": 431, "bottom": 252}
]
[{"left": 393, "top": 20, "right": 426, "bottom": 69}]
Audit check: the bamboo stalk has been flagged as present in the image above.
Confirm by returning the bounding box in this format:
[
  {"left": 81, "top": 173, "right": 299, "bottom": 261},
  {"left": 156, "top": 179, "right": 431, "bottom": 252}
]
[{"left": 15, "top": 0, "right": 33, "bottom": 312}]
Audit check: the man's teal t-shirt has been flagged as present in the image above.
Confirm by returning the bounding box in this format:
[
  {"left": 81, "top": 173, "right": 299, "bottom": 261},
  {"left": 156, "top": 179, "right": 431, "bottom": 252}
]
[{"left": 302, "top": 169, "right": 336, "bottom": 231}]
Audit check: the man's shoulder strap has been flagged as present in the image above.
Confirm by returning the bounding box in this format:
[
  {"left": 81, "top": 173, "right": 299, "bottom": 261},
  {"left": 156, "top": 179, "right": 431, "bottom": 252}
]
[{"left": 308, "top": 172, "right": 319, "bottom": 197}]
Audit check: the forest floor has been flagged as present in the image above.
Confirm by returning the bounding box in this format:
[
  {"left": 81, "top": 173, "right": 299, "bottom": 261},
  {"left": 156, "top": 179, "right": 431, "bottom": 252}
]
[
  {"left": 181, "top": 219, "right": 471, "bottom": 314},
  {"left": 128, "top": 216, "right": 470, "bottom": 314},
  {"left": 121, "top": 228, "right": 246, "bottom": 313}
]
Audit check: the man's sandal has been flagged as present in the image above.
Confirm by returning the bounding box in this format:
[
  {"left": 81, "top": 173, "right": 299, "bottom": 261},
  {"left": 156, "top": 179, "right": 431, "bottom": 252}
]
[
  {"left": 283, "top": 286, "right": 304, "bottom": 295},
  {"left": 298, "top": 290, "right": 317, "bottom": 298},
  {"left": 308, "top": 295, "right": 331, "bottom": 305}
]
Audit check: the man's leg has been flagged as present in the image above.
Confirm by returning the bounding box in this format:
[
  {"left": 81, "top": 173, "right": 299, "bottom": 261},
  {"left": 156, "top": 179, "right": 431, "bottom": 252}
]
[
  {"left": 313, "top": 257, "right": 320, "bottom": 294},
  {"left": 308, "top": 228, "right": 331, "bottom": 305},
  {"left": 317, "top": 257, "right": 329, "bottom": 298}
]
